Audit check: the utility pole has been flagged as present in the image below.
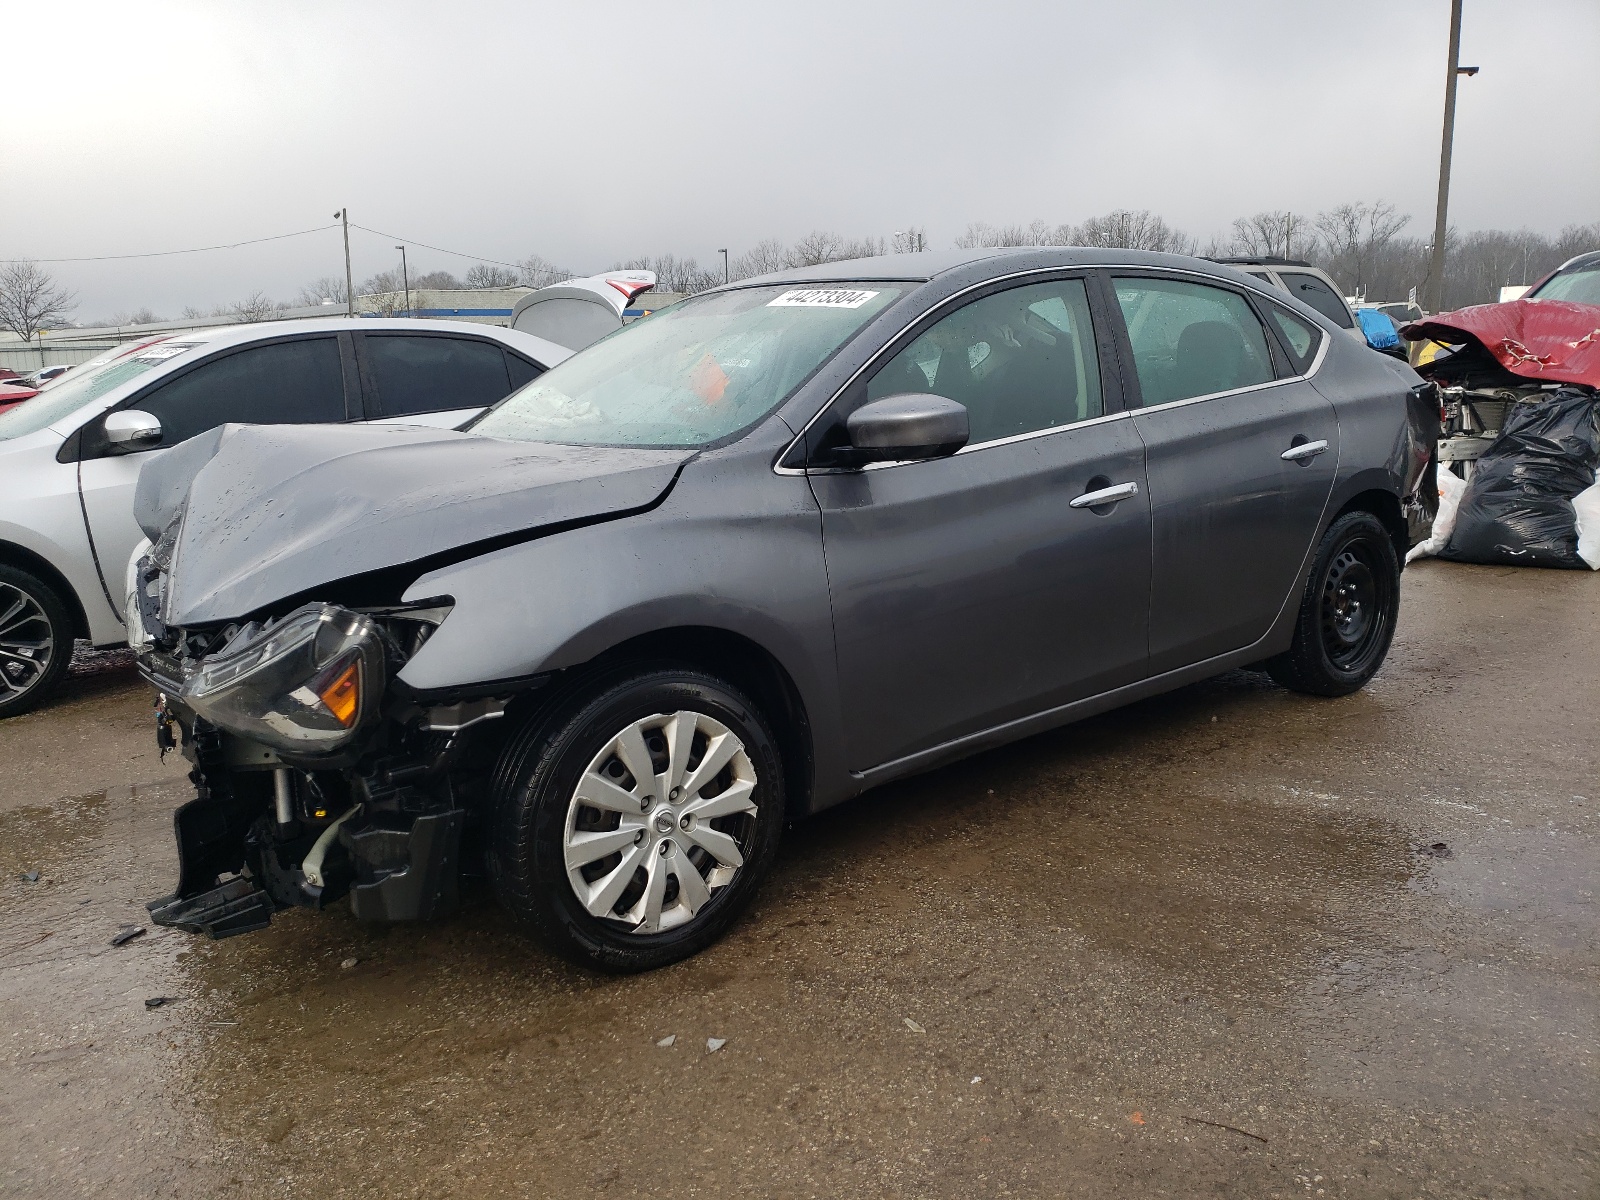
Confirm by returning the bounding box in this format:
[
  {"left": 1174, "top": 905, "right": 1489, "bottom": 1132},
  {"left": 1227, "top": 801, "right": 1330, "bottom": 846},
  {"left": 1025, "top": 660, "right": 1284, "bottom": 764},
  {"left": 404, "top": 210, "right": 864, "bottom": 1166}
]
[
  {"left": 1425, "top": 0, "right": 1478, "bottom": 314},
  {"left": 336, "top": 209, "right": 353, "bottom": 316},
  {"left": 719, "top": 248, "right": 729, "bottom": 286},
  {"left": 395, "top": 245, "right": 411, "bottom": 317}
]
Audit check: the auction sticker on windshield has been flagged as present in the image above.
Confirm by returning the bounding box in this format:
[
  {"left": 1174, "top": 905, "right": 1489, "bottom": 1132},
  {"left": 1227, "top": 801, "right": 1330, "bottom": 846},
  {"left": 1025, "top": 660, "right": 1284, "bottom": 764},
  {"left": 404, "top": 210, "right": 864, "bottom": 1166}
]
[
  {"left": 133, "top": 343, "right": 198, "bottom": 361},
  {"left": 767, "top": 288, "right": 881, "bottom": 309}
]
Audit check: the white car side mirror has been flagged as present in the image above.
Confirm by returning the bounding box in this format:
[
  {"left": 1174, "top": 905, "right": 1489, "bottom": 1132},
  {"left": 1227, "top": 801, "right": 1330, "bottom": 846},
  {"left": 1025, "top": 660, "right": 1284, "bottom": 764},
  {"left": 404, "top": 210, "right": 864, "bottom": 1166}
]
[{"left": 104, "top": 409, "right": 163, "bottom": 451}]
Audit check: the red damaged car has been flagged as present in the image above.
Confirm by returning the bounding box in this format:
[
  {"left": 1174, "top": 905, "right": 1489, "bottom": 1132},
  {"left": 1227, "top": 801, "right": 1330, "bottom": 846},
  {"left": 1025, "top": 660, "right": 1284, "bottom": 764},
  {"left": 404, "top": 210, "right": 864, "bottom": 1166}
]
[
  {"left": 0, "top": 381, "right": 40, "bottom": 416},
  {"left": 1404, "top": 252, "right": 1600, "bottom": 475}
]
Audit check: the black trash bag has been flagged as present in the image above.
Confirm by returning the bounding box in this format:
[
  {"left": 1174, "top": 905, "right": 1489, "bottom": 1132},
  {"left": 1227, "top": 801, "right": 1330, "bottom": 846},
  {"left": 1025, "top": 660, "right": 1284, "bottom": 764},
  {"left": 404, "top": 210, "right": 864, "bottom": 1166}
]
[{"left": 1442, "top": 386, "right": 1600, "bottom": 569}]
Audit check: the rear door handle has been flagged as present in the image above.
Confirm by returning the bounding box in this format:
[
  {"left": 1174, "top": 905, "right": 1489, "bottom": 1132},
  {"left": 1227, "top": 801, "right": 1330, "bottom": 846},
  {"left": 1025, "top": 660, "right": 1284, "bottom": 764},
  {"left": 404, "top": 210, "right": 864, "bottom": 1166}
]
[
  {"left": 1281, "top": 439, "right": 1329, "bottom": 462},
  {"left": 1069, "top": 481, "right": 1140, "bottom": 509}
]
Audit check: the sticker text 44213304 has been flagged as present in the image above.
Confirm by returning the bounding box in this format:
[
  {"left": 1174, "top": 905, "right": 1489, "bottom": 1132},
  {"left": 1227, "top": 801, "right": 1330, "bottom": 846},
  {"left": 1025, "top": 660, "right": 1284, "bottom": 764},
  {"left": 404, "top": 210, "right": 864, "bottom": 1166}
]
[{"left": 767, "top": 288, "right": 881, "bottom": 309}]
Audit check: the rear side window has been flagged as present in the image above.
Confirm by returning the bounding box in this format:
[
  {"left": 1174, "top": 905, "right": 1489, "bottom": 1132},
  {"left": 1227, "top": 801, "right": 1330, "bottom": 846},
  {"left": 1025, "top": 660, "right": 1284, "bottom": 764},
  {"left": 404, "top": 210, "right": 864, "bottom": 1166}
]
[
  {"left": 506, "top": 352, "right": 543, "bottom": 392},
  {"left": 132, "top": 337, "right": 346, "bottom": 445},
  {"left": 1266, "top": 306, "right": 1324, "bottom": 374},
  {"left": 1112, "top": 278, "right": 1275, "bottom": 406},
  {"left": 364, "top": 335, "right": 513, "bottom": 417},
  {"left": 1278, "top": 271, "right": 1353, "bottom": 328}
]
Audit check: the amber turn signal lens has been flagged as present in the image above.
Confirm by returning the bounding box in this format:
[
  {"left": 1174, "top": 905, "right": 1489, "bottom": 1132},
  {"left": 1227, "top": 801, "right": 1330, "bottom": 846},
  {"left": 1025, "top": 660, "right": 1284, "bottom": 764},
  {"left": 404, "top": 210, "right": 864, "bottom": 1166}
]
[{"left": 317, "top": 660, "right": 361, "bottom": 727}]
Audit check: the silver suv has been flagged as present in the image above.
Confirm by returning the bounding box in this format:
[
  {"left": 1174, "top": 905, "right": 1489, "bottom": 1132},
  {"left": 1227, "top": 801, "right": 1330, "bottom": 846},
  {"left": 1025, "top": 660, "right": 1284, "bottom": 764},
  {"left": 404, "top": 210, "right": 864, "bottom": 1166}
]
[{"left": 1210, "top": 257, "right": 1362, "bottom": 340}]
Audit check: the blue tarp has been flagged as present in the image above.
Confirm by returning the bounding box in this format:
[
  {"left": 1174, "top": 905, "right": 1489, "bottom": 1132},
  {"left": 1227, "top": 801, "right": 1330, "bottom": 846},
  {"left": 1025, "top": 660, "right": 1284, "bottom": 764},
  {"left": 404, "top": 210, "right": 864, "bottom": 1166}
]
[{"left": 1357, "top": 307, "right": 1401, "bottom": 350}]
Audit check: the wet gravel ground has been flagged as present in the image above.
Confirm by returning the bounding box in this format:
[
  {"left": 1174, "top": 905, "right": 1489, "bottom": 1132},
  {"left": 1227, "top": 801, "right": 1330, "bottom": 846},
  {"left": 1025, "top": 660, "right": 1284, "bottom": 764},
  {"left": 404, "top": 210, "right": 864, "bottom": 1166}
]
[{"left": 1, "top": 561, "right": 1595, "bottom": 1198}]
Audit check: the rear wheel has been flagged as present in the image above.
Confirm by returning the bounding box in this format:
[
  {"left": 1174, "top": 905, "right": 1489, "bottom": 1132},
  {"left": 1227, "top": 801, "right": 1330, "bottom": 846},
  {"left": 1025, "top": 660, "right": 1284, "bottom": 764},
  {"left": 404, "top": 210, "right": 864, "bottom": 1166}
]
[
  {"left": 0, "top": 566, "right": 73, "bottom": 720},
  {"left": 490, "top": 666, "right": 785, "bottom": 973},
  {"left": 1267, "top": 511, "right": 1400, "bottom": 697}
]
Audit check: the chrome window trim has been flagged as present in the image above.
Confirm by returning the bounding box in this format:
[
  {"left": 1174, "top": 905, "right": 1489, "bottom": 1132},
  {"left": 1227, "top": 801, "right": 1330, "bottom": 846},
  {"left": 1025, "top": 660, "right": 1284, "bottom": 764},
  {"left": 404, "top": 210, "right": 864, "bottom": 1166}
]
[
  {"left": 773, "top": 261, "right": 1332, "bottom": 477},
  {"left": 846, "top": 410, "right": 1133, "bottom": 473}
]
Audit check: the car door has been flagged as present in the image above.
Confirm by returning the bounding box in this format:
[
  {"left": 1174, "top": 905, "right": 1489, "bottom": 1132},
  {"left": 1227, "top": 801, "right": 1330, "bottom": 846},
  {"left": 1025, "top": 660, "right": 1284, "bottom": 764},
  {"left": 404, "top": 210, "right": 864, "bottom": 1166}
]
[
  {"left": 356, "top": 332, "right": 540, "bottom": 429},
  {"left": 807, "top": 275, "right": 1152, "bottom": 771},
  {"left": 75, "top": 334, "right": 353, "bottom": 627},
  {"left": 1108, "top": 272, "right": 1339, "bottom": 675}
]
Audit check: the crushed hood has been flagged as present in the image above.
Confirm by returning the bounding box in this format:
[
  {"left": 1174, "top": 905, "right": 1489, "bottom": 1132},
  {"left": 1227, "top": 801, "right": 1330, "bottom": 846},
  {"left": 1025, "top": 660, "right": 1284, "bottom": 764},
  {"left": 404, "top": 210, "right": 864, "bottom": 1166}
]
[
  {"left": 1403, "top": 298, "right": 1600, "bottom": 389},
  {"left": 137, "top": 423, "right": 691, "bottom": 626}
]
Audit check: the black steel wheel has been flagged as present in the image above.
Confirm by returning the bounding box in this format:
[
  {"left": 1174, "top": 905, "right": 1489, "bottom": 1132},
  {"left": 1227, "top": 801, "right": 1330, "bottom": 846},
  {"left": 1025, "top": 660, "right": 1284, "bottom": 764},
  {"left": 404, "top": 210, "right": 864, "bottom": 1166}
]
[
  {"left": 1267, "top": 511, "right": 1400, "bottom": 697},
  {"left": 0, "top": 565, "right": 74, "bottom": 720}
]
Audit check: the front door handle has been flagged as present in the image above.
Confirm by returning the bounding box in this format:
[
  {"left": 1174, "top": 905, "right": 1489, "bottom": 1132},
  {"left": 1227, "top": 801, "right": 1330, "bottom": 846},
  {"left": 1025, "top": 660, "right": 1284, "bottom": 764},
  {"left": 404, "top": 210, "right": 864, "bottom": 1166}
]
[
  {"left": 1069, "top": 481, "right": 1140, "bottom": 509},
  {"left": 1281, "top": 438, "right": 1330, "bottom": 462}
]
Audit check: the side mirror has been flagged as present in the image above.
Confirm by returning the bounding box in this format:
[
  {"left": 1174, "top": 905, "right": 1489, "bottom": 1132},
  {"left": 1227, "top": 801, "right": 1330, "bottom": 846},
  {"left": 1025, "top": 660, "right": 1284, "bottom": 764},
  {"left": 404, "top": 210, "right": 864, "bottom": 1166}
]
[
  {"left": 103, "top": 409, "right": 163, "bottom": 452},
  {"left": 837, "top": 393, "right": 969, "bottom": 467}
]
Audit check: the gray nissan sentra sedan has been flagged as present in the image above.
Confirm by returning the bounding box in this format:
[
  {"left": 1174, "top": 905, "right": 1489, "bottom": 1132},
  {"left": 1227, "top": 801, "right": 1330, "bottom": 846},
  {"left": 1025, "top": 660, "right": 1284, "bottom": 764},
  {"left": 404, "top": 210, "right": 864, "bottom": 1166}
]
[{"left": 130, "top": 248, "right": 1439, "bottom": 972}]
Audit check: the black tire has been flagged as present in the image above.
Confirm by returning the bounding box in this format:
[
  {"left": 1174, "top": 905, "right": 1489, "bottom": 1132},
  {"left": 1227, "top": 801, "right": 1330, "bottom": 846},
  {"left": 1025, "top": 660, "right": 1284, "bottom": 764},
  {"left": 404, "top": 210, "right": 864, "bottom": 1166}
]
[
  {"left": 0, "top": 565, "right": 74, "bottom": 720},
  {"left": 1267, "top": 511, "right": 1400, "bottom": 697},
  {"left": 489, "top": 665, "right": 786, "bottom": 973}
]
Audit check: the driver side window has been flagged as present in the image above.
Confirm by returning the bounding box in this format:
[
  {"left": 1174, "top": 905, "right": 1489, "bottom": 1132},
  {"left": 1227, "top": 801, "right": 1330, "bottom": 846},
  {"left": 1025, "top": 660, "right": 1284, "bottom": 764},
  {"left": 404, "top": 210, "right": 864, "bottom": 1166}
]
[{"left": 866, "top": 278, "right": 1103, "bottom": 445}]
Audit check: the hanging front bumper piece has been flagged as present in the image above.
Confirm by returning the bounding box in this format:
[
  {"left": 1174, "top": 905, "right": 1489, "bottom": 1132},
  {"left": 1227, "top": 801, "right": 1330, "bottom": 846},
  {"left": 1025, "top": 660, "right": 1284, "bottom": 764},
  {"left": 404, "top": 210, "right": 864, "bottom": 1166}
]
[{"left": 138, "top": 602, "right": 469, "bottom": 940}]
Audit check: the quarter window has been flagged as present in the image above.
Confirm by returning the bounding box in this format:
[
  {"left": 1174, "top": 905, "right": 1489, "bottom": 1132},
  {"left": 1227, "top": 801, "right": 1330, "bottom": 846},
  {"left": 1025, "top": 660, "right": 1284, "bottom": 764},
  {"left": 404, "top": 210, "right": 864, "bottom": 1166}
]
[
  {"left": 364, "top": 335, "right": 513, "bottom": 417},
  {"left": 866, "top": 278, "right": 1103, "bottom": 445},
  {"left": 130, "top": 337, "right": 346, "bottom": 445},
  {"left": 1277, "top": 271, "right": 1354, "bottom": 328},
  {"left": 1112, "top": 278, "right": 1275, "bottom": 407},
  {"left": 1266, "top": 305, "right": 1323, "bottom": 374}
]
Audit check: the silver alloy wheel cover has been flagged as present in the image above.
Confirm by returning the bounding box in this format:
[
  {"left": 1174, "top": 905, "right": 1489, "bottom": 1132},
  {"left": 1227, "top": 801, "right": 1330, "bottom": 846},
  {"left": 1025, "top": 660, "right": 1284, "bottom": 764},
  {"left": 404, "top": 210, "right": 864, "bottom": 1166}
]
[
  {"left": 562, "top": 709, "right": 758, "bottom": 934},
  {"left": 0, "top": 582, "right": 54, "bottom": 700}
]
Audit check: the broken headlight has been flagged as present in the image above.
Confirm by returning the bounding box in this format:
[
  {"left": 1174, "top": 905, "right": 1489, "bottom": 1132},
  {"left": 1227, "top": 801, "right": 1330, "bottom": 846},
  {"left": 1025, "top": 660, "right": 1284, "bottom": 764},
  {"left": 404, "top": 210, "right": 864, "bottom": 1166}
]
[{"left": 179, "top": 603, "right": 386, "bottom": 756}]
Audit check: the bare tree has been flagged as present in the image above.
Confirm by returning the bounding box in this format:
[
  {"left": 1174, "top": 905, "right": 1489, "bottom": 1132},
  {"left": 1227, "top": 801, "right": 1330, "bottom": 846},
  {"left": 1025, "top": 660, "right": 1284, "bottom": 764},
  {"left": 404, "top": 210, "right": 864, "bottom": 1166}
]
[
  {"left": 786, "top": 230, "right": 847, "bottom": 265},
  {"left": 296, "top": 276, "right": 349, "bottom": 307},
  {"left": 464, "top": 264, "right": 521, "bottom": 288},
  {"left": 1312, "top": 201, "right": 1410, "bottom": 298},
  {"left": 518, "top": 254, "right": 571, "bottom": 289},
  {"left": 357, "top": 270, "right": 408, "bottom": 315},
  {"left": 955, "top": 221, "right": 1026, "bottom": 248},
  {"left": 731, "top": 238, "right": 789, "bottom": 279},
  {"left": 410, "top": 270, "right": 460, "bottom": 290},
  {"left": 1228, "top": 211, "right": 1313, "bottom": 259},
  {"left": 110, "top": 307, "right": 162, "bottom": 326},
  {"left": 782, "top": 230, "right": 886, "bottom": 266},
  {"left": 953, "top": 219, "right": 1072, "bottom": 248},
  {"left": 228, "top": 292, "right": 286, "bottom": 323},
  {"left": 0, "top": 260, "right": 76, "bottom": 344},
  {"left": 892, "top": 227, "right": 931, "bottom": 254},
  {"left": 1074, "top": 210, "right": 1194, "bottom": 253},
  {"left": 618, "top": 255, "right": 723, "bottom": 295}
]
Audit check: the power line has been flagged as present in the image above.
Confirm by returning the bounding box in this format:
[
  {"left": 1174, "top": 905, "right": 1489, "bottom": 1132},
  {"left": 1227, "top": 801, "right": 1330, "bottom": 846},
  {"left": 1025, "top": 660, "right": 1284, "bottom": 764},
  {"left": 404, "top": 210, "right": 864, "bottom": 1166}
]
[
  {"left": 1, "top": 223, "right": 340, "bottom": 264},
  {"left": 348, "top": 222, "right": 524, "bottom": 271}
]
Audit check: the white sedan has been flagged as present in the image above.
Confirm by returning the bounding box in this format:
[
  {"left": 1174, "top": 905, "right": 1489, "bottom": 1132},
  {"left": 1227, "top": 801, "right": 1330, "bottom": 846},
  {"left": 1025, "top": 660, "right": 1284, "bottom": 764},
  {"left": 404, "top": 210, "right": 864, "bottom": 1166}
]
[{"left": 0, "top": 317, "right": 568, "bottom": 717}]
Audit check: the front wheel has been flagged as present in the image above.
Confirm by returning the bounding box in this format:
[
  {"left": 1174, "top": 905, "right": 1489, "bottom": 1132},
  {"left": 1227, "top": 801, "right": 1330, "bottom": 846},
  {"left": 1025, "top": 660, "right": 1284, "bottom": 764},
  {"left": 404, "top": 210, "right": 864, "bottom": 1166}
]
[
  {"left": 1267, "top": 511, "right": 1400, "bottom": 697},
  {"left": 0, "top": 565, "right": 74, "bottom": 719},
  {"left": 490, "top": 667, "right": 786, "bottom": 973}
]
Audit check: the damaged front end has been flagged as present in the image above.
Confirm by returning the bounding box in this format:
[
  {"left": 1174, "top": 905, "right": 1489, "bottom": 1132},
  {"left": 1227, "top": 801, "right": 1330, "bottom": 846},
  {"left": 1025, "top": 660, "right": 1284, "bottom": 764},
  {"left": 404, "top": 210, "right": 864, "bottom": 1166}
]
[
  {"left": 1404, "top": 298, "right": 1600, "bottom": 477},
  {"left": 138, "top": 586, "right": 515, "bottom": 939}
]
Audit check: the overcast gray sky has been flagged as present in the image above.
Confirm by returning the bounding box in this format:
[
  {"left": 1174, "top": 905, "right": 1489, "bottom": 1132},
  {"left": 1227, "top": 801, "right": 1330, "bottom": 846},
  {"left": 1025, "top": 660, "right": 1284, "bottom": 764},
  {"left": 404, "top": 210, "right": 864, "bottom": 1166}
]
[{"left": 5, "top": 0, "right": 1596, "bottom": 319}]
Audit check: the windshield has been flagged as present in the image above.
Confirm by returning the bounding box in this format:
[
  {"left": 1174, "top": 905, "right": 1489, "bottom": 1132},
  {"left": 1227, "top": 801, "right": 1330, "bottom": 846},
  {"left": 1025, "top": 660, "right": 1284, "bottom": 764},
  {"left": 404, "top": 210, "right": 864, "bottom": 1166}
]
[
  {"left": 1531, "top": 262, "right": 1600, "bottom": 305},
  {"left": 0, "top": 341, "right": 200, "bottom": 441},
  {"left": 472, "top": 283, "right": 903, "bottom": 447}
]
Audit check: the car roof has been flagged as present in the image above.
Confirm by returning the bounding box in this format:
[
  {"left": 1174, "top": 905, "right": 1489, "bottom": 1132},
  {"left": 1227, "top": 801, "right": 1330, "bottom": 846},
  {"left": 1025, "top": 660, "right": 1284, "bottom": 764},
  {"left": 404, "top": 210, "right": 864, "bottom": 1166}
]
[
  {"left": 34, "top": 318, "right": 570, "bottom": 441},
  {"left": 164, "top": 316, "right": 569, "bottom": 365},
  {"left": 721, "top": 246, "right": 1267, "bottom": 289},
  {"left": 1208, "top": 255, "right": 1317, "bottom": 269}
]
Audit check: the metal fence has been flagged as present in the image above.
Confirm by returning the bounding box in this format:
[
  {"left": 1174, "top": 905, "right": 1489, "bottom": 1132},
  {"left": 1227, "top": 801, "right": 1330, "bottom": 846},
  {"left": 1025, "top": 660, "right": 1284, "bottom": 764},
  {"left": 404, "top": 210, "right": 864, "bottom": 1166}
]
[{"left": 0, "top": 341, "right": 121, "bottom": 372}]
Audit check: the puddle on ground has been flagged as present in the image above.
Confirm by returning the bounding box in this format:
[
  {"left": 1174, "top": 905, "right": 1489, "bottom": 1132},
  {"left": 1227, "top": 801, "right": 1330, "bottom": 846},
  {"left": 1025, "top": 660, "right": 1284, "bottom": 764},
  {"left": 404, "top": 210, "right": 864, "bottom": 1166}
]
[
  {"left": 6, "top": 561, "right": 1596, "bottom": 1197},
  {"left": 161, "top": 674, "right": 1430, "bottom": 1198}
]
